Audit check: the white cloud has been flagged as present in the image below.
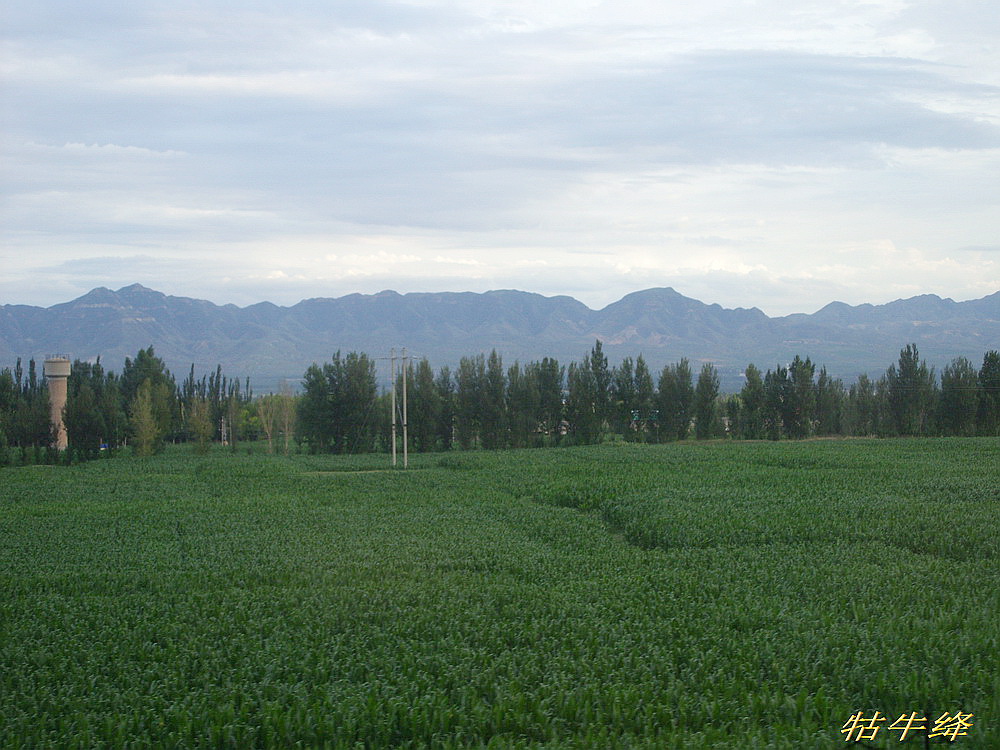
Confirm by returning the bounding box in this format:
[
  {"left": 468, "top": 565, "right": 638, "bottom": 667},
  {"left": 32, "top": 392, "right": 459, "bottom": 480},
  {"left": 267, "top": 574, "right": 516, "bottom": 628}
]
[{"left": 1, "top": 0, "right": 998, "bottom": 316}]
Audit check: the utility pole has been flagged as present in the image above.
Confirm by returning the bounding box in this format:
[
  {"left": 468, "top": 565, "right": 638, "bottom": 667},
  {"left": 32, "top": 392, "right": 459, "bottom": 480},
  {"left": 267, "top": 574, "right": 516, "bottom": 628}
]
[
  {"left": 390, "top": 348, "right": 397, "bottom": 467},
  {"left": 387, "top": 348, "right": 411, "bottom": 469},
  {"left": 402, "top": 347, "right": 409, "bottom": 469}
]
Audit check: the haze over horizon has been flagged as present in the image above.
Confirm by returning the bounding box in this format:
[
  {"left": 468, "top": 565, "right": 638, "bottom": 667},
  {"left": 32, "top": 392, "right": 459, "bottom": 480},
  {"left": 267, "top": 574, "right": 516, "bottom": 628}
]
[{"left": 2, "top": 1, "right": 999, "bottom": 316}]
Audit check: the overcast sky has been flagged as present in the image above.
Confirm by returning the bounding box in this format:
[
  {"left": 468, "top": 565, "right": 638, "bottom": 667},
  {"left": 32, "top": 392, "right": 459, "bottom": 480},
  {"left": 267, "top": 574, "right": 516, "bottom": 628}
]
[{"left": 2, "top": 0, "right": 998, "bottom": 315}]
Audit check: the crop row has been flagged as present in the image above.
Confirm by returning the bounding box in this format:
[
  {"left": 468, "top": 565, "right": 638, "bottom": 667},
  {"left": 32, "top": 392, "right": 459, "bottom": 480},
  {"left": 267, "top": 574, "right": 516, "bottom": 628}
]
[{"left": 1, "top": 439, "right": 997, "bottom": 747}]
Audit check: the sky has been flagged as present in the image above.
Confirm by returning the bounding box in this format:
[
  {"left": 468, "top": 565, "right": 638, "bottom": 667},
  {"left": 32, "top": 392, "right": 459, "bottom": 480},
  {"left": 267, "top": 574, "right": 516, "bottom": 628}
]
[{"left": 2, "top": 0, "right": 999, "bottom": 316}]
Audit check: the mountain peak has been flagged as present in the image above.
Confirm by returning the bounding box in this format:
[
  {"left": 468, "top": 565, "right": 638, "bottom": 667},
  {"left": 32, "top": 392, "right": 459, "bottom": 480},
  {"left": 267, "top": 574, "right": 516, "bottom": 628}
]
[
  {"left": 116, "top": 283, "right": 159, "bottom": 295},
  {"left": 3, "top": 285, "right": 998, "bottom": 395}
]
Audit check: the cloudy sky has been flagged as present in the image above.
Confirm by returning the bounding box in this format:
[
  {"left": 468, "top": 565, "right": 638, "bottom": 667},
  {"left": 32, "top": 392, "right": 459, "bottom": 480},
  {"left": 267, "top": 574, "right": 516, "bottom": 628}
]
[{"left": 2, "top": 0, "right": 998, "bottom": 315}]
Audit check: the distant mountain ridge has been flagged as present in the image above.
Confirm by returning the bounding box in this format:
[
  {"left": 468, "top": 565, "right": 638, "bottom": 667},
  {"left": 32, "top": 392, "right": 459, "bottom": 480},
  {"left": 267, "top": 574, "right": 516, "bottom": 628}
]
[{"left": 2, "top": 284, "right": 998, "bottom": 391}]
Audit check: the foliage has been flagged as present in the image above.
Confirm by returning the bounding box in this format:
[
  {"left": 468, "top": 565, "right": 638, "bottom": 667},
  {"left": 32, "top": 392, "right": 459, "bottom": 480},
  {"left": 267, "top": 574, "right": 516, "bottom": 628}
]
[
  {"left": 734, "top": 363, "right": 765, "bottom": 439},
  {"left": 455, "top": 354, "right": 484, "bottom": 450},
  {"left": 786, "top": 355, "right": 816, "bottom": 439},
  {"left": 8, "top": 341, "right": 1000, "bottom": 464},
  {"left": 657, "top": 358, "right": 694, "bottom": 441},
  {"left": 0, "top": 358, "right": 51, "bottom": 451},
  {"left": 297, "top": 351, "right": 378, "bottom": 454},
  {"left": 480, "top": 350, "right": 507, "bottom": 450},
  {"left": 123, "top": 347, "right": 177, "bottom": 442},
  {"left": 130, "top": 379, "right": 160, "bottom": 457},
  {"left": 885, "top": 344, "right": 936, "bottom": 436},
  {"left": 693, "top": 362, "right": 721, "bottom": 439},
  {"left": 187, "top": 397, "right": 214, "bottom": 454},
  {"left": 938, "top": 356, "right": 979, "bottom": 436},
  {"left": 814, "top": 366, "right": 844, "bottom": 436},
  {"left": 978, "top": 350, "right": 1000, "bottom": 435}
]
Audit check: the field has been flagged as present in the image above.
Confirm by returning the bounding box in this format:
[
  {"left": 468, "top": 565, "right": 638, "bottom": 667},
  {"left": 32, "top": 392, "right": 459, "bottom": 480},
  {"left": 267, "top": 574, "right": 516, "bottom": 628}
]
[{"left": 1, "top": 439, "right": 998, "bottom": 748}]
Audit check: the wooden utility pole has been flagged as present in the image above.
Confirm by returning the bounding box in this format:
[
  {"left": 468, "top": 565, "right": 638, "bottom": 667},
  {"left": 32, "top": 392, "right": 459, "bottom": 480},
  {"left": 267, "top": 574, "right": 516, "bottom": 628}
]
[
  {"left": 402, "top": 347, "right": 409, "bottom": 469},
  {"left": 387, "top": 348, "right": 410, "bottom": 469},
  {"left": 390, "top": 348, "right": 397, "bottom": 467}
]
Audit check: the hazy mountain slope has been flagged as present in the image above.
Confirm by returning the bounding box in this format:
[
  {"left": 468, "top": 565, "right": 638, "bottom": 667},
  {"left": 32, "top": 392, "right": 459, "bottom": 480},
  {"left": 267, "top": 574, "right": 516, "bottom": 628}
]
[{"left": 2, "top": 284, "right": 998, "bottom": 391}]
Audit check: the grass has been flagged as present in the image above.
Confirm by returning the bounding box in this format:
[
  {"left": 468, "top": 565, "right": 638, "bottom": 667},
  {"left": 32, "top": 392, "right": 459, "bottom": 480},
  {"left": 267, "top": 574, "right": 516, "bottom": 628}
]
[{"left": 1, "top": 438, "right": 997, "bottom": 748}]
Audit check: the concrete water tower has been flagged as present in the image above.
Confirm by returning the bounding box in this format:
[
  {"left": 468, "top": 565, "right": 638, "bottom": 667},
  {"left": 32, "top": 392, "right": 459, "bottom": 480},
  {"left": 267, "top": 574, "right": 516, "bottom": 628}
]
[{"left": 43, "top": 357, "right": 71, "bottom": 450}]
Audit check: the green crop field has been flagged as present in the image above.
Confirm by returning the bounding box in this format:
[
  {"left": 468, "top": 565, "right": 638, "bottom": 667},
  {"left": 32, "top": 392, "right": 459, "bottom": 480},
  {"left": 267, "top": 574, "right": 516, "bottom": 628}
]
[{"left": 2, "top": 439, "right": 998, "bottom": 748}]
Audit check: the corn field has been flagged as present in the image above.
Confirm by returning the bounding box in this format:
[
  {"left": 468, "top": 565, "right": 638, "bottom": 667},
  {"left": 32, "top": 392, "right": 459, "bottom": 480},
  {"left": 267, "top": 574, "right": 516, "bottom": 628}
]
[{"left": 1, "top": 438, "right": 997, "bottom": 747}]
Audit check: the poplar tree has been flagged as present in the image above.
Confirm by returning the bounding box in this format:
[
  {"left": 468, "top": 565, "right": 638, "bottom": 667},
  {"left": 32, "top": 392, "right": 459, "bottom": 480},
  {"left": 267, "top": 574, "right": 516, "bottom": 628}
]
[
  {"left": 814, "top": 366, "right": 845, "bottom": 436},
  {"left": 480, "top": 350, "right": 507, "bottom": 449},
  {"left": 657, "top": 359, "right": 694, "bottom": 441},
  {"left": 938, "top": 356, "right": 979, "bottom": 436},
  {"left": 130, "top": 380, "right": 159, "bottom": 457},
  {"left": 455, "top": 355, "right": 484, "bottom": 449},
  {"left": 611, "top": 357, "right": 637, "bottom": 437},
  {"left": 786, "top": 355, "right": 816, "bottom": 439},
  {"left": 187, "top": 397, "right": 213, "bottom": 454},
  {"left": 737, "top": 364, "right": 765, "bottom": 439},
  {"left": 977, "top": 351, "right": 1000, "bottom": 435},
  {"left": 565, "top": 360, "right": 600, "bottom": 444},
  {"left": 435, "top": 366, "right": 455, "bottom": 451},
  {"left": 763, "top": 365, "right": 790, "bottom": 440},
  {"left": 844, "top": 373, "right": 878, "bottom": 436},
  {"left": 410, "top": 358, "right": 440, "bottom": 452},
  {"left": 693, "top": 363, "right": 721, "bottom": 439},
  {"left": 533, "top": 357, "right": 564, "bottom": 442},
  {"left": 632, "top": 355, "right": 656, "bottom": 441},
  {"left": 886, "top": 344, "right": 936, "bottom": 436}
]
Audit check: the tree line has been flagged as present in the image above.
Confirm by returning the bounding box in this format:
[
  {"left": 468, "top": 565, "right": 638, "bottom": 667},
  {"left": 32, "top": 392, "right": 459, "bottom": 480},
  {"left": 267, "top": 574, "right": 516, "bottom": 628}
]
[
  {"left": 295, "top": 342, "right": 1000, "bottom": 454},
  {"left": 0, "top": 347, "right": 268, "bottom": 464},
  {"left": 2, "top": 342, "right": 999, "bottom": 464}
]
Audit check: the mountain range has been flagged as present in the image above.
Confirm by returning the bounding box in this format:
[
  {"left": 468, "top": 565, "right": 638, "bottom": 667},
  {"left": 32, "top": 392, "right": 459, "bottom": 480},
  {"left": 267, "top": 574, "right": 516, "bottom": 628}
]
[{"left": 2, "top": 284, "right": 998, "bottom": 392}]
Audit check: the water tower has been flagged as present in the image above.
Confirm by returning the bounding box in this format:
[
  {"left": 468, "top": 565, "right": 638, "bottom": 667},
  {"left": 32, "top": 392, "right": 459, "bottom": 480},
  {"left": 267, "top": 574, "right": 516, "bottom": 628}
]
[{"left": 43, "top": 357, "right": 71, "bottom": 450}]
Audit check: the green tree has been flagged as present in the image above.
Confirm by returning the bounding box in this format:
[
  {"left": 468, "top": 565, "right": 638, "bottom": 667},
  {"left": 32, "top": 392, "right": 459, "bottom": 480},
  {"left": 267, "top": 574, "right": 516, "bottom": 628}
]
[
  {"left": 814, "top": 367, "right": 844, "bottom": 436},
  {"left": 188, "top": 397, "right": 214, "bottom": 454},
  {"left": 480, "top": 350, "right": 507, "bottom": 450},
  {"left": 278, "top": 384, "right": 297, "bottom": 455},
  {"left": 455, "top": 355, "right": 484, "bottom": 449},
  {"left": 296, "top": 352, "right": 377, "bottom": 454},
  {"left": 335, "top": 352, "right": 378, "bottom": 454},
  {"left": 611, "top": 357, "right": 637, "bottom": 437},
  {"left": 533, "top": 358, "right": 564, "bottom": 442},
  {"left": 256, "top": 394, "right": 278, "bottom": 453},
  {"left": 763, "top": 366, "right": 791, "bottom": 440},
  {"left": 588, "top": 340, "right": 612, "bottom": 431},
  {"left": 63, "top": 358, "right": 122, "bottom": 458},
  {"left": 737, "top": 364, "right": 765, "bottom": 439},
  {"left": 435, "top": 366, "right": 455, "bottom": 451},
  {"left": 298, "top": 364, "right": 332, "bottom": 452},
  {"left": 64, "top": 382, "right": 105, "bottom": 458},
  {"left": 565, "top": 360, "right": 601, "bottom": 444},
  {"left": 3, "top": 359, "right": 52, "bottom": 452},
  {"left": 224, "top": 394, "right": 241, "bottom": 452},
  {"left": 785, "top": 355, "right": 816, "bottom": 439},
  {"left": 657, "top": 359, "right": 694, "bottom": 441},
  {"left": 633, "top": 355, "right": 655, "bottom": 441},
  {"left": 0, "top": 366, "right": 16, "bottom": 449},
  {"left": 977, "top": 350, "right": 1000, "bottom": 435},
  {"left": 130, "top": 380, "right": 159, "bottom": 457},
  {"left": 938, "top": 356, "right": 979, "bottom": 436},
  {"left": 565, "top": 342, "right": 610, "bottom": 445},
  {"left": 121, "top": 347, "right": 177, "bottom": 442},
  {"left": 844, "top": 374, "right": 878, "bottom": 436},
  {"left": 410, "top": 358, "right": 441, "bottom": 452},
  {"left": 693, "top": 363, "right": 721, "bottom": 439},
  {"left": 507, "top": 362, "right": 542, "bottom": 448},
  {"left": 885, "top": 344, "right": 936, "bottom": 436}
]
